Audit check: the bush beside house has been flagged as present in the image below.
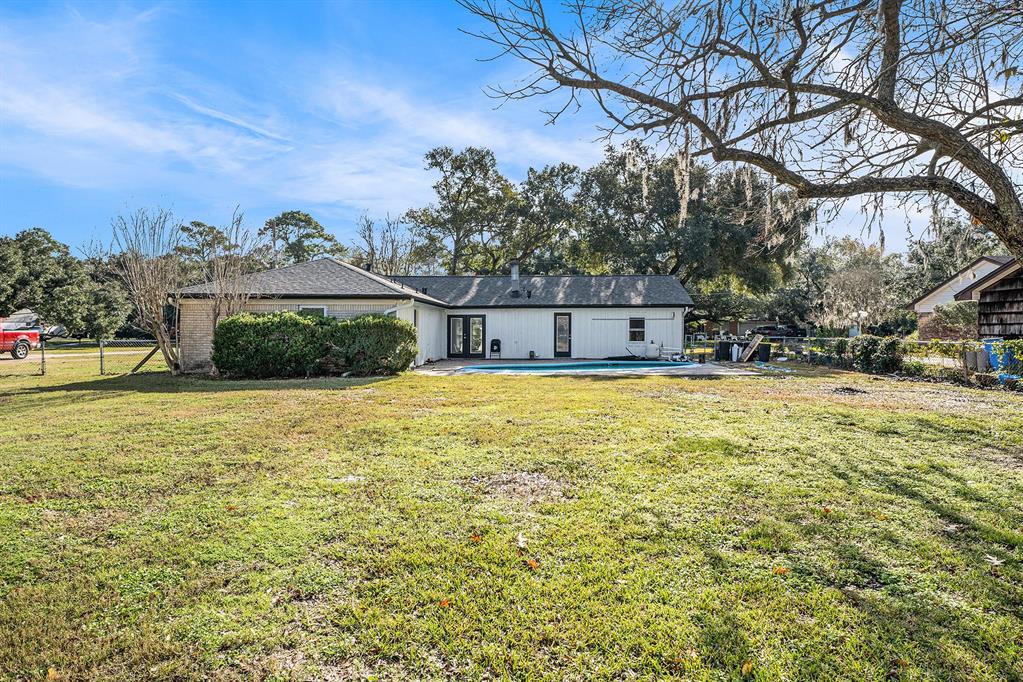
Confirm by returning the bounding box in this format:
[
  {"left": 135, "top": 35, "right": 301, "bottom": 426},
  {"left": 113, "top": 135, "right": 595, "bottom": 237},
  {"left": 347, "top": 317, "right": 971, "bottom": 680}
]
[
  {"left": 212, "top": 312, "right": 417, "bottom": 378},
  {"left": 917, "top": 301, "right": 978, "bottom": 340}
]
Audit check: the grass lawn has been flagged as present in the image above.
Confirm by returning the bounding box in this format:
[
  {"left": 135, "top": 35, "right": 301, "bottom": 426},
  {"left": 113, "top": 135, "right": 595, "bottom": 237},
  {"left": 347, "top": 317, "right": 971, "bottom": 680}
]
[{"left": 1, "top": 362, "right": 1021, "bottom": 681}]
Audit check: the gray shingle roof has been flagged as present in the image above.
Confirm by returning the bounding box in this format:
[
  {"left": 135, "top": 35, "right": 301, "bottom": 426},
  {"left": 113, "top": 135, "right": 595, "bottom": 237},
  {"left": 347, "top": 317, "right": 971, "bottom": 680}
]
[
  {"left": 177, "top": 258, "right": 693, "bottom": 308},
  {"left": 392, "top": 275, "right": 693, "bottom": 307},
  {"left": 177, "top": 258, "right": 445, "bottom": 304}
]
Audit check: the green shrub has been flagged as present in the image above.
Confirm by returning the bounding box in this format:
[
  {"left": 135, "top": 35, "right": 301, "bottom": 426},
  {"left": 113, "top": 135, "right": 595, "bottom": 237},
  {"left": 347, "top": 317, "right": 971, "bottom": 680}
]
[
  {"left": 212, "top": 312, "right": 323, "bottom": 378},
  {"left": 848, "top": 334, "right": 905, "bottom": 374},
  {"left": 319, "top": 314, "right": 417, "bottom": 375},
  {"left": 848, "top": 335, "right": 880, "bottom": 372},
  {"left": 212, "top": 311, "right": 418, "bottom": 379},
  {"left": 900, "top": 359, "right": 926, "bottom": 377},
  {"left": 874, "top": 337, "right": 904, "bottom": 373},
  {"left": 918, "top": 301, "right": 978, "bottom": 340}
]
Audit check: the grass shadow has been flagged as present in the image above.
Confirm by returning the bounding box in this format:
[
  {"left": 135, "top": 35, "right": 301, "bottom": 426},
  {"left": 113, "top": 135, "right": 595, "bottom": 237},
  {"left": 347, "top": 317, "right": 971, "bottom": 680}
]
[{"left": 4, "top": 372, "right": 396, "bottom": 397}]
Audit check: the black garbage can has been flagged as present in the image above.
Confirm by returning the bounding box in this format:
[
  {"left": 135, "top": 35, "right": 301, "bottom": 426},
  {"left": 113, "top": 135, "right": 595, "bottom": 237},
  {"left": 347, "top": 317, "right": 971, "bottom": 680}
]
[
  {"left": 757, "top": 343, "right": 771, "bottom": 362},
  {"left": 715, "top": 341, "right": 731, "bottom": 361}
]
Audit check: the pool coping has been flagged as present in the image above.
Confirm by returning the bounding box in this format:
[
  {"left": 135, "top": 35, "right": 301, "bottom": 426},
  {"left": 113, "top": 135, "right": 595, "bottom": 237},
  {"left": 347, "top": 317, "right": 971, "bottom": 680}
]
[{"left": 415, "top": 358, "right": 756, "bottom": 377}]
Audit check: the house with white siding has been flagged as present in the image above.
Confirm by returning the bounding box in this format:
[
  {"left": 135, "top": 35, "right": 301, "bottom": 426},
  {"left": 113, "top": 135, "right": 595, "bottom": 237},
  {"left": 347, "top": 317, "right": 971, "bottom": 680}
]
[
  {"left": 908, "top": 255, "right": 1014, "bottom": 323},
  {"left": 174, "top": 258, "right": 693, "bottom": 372}
]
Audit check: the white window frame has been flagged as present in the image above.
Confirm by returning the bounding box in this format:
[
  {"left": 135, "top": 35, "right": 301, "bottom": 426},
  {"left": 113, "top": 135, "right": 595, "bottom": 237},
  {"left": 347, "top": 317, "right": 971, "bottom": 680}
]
[
  {"left": 297, "top": 305, "right": 329, "bottom": 317},
  {"left": 629, "top": 317, "right": 646, "bottom": 342}
]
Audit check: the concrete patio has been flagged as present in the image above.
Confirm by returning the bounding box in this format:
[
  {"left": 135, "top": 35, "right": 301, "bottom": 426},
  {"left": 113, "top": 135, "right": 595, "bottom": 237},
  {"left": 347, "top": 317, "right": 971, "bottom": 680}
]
[{"left": 414, "top": 358, "right": 757, "bottom": 377}]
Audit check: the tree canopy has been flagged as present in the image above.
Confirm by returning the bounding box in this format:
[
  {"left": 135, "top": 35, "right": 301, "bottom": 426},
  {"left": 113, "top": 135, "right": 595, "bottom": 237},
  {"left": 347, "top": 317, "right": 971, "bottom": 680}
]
[
  {"left": 463, "top": 0, "right": 1023, "bottom": 259},
  {"left": 260, "top": 211, "right": 346, "bottom": 267}
]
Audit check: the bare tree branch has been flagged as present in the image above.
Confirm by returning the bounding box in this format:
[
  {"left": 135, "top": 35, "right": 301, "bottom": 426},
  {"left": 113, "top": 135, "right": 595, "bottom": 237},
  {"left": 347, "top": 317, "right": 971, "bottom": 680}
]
[{"left": 461, "top": 0, "right": 1023, "bottom": 257}]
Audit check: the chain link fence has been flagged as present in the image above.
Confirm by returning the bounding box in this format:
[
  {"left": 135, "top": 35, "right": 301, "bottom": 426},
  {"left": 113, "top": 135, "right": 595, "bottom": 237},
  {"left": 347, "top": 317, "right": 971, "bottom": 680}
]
[
  {"left": 1, "top": 338, "right": 171, "bottom": 378},
  {"left": 97, "top": 339, "right": 167, "bottom": 375},
  {"left": 685, "top": 335, "right": 1022, "bottom": 388},
  {"left": 0, "top": 338, "right": 46, "bottom": 377}
]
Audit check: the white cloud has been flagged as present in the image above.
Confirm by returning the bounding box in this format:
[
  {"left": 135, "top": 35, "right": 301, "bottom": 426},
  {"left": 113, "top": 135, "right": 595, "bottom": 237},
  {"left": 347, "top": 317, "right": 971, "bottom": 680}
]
[{"left": 0, "top": 5, "right": 602, "bottom": 239}]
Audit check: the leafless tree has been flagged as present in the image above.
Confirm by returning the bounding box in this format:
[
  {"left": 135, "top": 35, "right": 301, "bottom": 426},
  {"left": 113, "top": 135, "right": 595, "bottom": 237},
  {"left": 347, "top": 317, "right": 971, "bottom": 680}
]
[
  {"left": 462, "top": 0, "right": 1023, "bottom": 258},
  {"left": 111, "top": 208, "right": 183, "bottom": 374},
  {"left": 200, "top": 209, "right": 262, "bottom": 331},
  {"left": 353, "top": 214, "right": 428, "bottom": 276}
]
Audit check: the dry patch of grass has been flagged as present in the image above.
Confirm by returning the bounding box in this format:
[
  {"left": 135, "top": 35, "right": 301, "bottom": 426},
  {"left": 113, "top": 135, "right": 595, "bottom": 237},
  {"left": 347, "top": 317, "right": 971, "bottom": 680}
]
[{"left": 463, "top": 471, "right": 572, "bottom": 504}]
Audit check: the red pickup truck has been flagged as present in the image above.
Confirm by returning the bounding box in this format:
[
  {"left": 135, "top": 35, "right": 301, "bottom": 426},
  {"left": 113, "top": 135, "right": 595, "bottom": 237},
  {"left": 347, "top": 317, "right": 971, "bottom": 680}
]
[{"left": 0, "top": 321, "right": 41, "bottom": 359}]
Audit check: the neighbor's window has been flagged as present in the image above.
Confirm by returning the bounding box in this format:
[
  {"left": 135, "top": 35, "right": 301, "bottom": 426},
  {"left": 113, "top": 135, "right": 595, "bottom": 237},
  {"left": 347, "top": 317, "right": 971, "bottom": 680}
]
[
  {"left": 629, "top": 317, "right": 645, "bottom": 342},
  {"left": 413, "top": 309, "right": 419, "bottom": 328},
  {"left": 298, "top": 306, "right": 328, "bottom": 317}
]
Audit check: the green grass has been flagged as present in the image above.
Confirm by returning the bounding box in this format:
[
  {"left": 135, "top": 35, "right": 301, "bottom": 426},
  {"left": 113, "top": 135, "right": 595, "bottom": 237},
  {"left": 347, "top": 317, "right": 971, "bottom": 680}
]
[{"left": 1, "top": 361, "right": 1021, "bottom": 681}]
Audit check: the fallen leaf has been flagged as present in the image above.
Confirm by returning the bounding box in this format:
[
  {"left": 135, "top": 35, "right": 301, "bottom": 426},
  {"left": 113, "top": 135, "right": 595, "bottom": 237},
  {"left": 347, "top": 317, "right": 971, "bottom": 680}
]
[
  {"left": 526, "top": 558, "right": 539, "bottom": 570},
  {"left": 438, "top": 599, "right": 451, "bottom": 608},
  {"left": 469, "top": 533, "right": 482, "bottom": 544},
  {"left": 984, "top": 554, "right": 1004, "bottom": 566},
  {"left": 741, "top": 660, "right": 754, "bottom": 676},
  {"left": 875, "top": 513, "right": 887, "bottom": 521},
  {"left": 822, "top": 506, "right": 831, "bottom": 515},
  {"left": 226, "top": 504, "right": 238, "bottom": 512},
  {"left": 515, "top": 532, "right": 527, "bottom": 551},
  {"left": 46, "top": 669, "right": 61, "bottom": 682},
  {"left": 772, "top": 566, "right": 790, "bottom": 576}
]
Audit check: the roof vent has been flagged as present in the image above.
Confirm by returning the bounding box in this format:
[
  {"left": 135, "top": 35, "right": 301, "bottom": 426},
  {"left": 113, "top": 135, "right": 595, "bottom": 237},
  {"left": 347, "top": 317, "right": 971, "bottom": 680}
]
[
  {"left": 510, "top": 289, "right": 521, "bottom": 298},
  {"left": 421, "top": 287, "right": 427, "bottom": 295},
  {"left": 526, "top": 290, "right": 531, "bottom": 299}
]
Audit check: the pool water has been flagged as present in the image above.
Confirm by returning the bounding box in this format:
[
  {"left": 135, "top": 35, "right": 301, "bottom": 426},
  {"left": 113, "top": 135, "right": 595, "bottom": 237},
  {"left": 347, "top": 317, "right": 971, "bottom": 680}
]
[{"left": 460, "top": 360, "right": 696, "bottom": 373}]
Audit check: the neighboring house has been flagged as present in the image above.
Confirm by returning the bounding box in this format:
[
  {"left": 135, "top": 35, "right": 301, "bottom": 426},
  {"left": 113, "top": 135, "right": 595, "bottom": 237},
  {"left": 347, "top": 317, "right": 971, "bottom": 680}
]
[
  {"left": 954, "top": 257, "right": 1021, "bottom": 339},
  {"left": 175, "top": 258, "right": 693, "bottom": 371},
  {"left": 0, "top": 309, "right": 38, "bottom": 328},
  {"left": 907, "top": 255, "right": 1014, "bottom": 324}
]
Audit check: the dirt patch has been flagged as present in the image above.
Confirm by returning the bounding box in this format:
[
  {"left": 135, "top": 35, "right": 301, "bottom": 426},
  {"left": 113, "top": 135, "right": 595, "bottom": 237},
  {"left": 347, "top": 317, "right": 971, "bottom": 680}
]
[
  {"left": 745, "top": 376, "right": 1022, "bottom": 415},
  {"left": 973, "top": 447, "right": 1023, "bottom": 471},
  {"left": 464, "top": 472, "right": 570, "bottom": 503}
]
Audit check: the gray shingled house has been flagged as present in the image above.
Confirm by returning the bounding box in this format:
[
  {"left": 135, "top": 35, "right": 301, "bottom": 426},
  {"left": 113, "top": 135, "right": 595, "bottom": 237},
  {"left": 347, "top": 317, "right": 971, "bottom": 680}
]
[{"left": 175, "top": 258, "right": 693, "bottom": 371}]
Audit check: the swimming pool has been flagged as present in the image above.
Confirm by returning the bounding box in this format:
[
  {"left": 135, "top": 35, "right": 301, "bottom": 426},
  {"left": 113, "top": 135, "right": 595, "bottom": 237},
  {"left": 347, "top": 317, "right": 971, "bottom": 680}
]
[{"left": 460, "top": 360, "right": 697, "bottom": 373}]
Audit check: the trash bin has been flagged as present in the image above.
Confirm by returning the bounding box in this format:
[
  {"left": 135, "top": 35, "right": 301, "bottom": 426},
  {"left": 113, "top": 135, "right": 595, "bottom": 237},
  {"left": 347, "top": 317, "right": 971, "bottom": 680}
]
[
  {"left": 757, "top": 343, "right": 771, "bottom": 362},
  {"left": 715, "top": 341, "right": 731, "bottom": 361}
]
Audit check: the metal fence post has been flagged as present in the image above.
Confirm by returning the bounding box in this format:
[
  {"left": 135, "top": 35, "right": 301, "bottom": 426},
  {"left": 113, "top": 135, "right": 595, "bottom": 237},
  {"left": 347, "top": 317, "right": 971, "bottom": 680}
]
[{"left": 99, "top": 340, "right": 105, "bottom": 375}]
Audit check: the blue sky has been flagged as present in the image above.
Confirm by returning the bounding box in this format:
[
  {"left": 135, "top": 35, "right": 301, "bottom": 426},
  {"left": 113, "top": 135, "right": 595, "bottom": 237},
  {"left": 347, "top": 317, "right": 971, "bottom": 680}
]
[{"left": 0, "top": 0, "right": 923, "bottom": 253}]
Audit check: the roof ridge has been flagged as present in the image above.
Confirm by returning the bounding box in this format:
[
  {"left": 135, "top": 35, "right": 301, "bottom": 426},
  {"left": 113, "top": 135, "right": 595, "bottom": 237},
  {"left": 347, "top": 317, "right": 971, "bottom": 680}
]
[
  {"left": 330, "top": 259, "right": 451, "bottom": 305},
  {"left": 394, "top": 273, "right": 678, "bottom": 279}
]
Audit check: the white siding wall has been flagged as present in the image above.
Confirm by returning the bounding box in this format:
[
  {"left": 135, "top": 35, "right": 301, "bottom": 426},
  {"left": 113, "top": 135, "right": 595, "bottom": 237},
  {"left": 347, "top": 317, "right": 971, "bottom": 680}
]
[
  {"left": 396, "top": 302, "right": 447, "bottom": 365},
  {"left": 180, "top": 298, "right": 687, "bottom": 370},
  {"left": 445, "top": 307, "right": 685, "bottom": 359},
  {"left": 913, "top": 260, "right": 1002, "bottom": 313}
]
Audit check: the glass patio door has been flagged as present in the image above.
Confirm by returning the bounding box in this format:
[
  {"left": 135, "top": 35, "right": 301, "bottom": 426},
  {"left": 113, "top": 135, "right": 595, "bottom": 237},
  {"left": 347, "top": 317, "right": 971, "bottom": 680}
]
[
  {"left": 448, "top": 317, "right": 464, "bottom": 357},
  {"left": 448, "top": 315, "right": 485, "bottom": 358},
  {"left": 554, "top": 313, "right": 571, "bottom": 357}
]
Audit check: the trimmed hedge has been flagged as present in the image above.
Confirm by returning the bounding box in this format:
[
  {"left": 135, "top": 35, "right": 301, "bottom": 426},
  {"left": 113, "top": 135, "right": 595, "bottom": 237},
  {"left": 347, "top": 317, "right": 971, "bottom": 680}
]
[{"left": 212, "top": 311, "right": 417, "bottom": 378}]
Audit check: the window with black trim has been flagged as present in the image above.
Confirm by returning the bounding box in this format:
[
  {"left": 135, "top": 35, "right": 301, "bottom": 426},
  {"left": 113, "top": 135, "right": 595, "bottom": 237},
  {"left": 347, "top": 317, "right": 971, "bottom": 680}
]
[
  {"left": 629, "top": 317, "right": 645, "bottom": 342},
  {"left": 298, "top": 305, "right": 328, "bottom": 317}
]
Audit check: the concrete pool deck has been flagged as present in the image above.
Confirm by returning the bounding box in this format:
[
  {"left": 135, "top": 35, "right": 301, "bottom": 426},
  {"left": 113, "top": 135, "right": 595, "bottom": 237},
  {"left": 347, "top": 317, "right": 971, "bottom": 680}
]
[{"left": 415, "top": 358, "right": 757, "bottom": 377}]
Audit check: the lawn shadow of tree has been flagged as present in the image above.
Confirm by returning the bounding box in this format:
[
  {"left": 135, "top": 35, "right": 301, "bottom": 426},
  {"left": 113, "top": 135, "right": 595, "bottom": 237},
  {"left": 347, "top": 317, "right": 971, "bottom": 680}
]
[{"left": 796, "top": 457, "right": 1023, "bottom": 679}]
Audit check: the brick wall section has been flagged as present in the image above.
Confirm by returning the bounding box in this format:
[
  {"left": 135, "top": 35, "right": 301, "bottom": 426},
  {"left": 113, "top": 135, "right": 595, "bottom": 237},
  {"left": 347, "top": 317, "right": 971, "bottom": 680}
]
[
  {"left": 177, "top": 298, "right": 402, "bottom": 372},
  {"left": 178, "top": 299, "right": 216, "bottom": 372}
]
